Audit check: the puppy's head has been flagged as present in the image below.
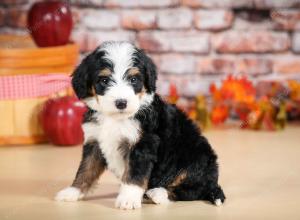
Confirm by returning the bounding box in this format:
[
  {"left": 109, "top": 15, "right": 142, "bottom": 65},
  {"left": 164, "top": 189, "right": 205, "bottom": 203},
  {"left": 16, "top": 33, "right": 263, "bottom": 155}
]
[{"left": 72, "top": 41, "right": 157, "bottom": 119}]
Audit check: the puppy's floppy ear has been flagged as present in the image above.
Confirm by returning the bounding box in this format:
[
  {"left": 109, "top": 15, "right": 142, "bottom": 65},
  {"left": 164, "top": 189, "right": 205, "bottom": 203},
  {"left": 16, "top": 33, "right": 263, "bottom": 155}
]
[
  {"left": 72, "top": 51, "right": 102, "bottom": 99},
  {"left": 145, "top": 54, "right": 157, "bottom": 93},
  {"left": 137, "top": 50, "right": 157, "bottom": 93},
  {"left": 72, "top": 56, "right": 91, "bottom": 99}
]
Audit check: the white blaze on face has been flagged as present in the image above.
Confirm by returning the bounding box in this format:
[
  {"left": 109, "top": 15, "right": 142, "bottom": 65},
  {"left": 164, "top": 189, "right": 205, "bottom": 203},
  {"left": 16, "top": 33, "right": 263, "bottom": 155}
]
[
  {"left": 84, "top": 42, "right": 136, "bottom": 117},
  {"left": 101, "top": 42, "right": 139, "bottom": 117},
  {"left": 102, "top": 42, "right": 135, "bottom": 80}
]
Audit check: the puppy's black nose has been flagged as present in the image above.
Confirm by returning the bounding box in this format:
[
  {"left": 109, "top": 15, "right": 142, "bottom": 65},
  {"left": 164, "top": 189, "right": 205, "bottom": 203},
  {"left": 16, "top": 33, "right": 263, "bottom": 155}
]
[{"left": 115, "top": 99, "right": 127, "bottom": 110}]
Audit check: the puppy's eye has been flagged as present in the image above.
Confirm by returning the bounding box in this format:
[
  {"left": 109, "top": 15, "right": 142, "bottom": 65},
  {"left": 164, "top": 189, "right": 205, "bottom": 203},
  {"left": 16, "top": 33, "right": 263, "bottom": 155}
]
[
  {"left": 130, "top": 77, "right": 137, "bottom": 84},
  {"left": 100, "top": 77, "right": 109, "bottom": 85}
]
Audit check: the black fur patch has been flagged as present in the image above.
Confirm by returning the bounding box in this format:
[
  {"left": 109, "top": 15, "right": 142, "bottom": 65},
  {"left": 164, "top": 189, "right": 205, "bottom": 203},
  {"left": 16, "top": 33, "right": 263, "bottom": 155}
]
[
  {"left": 131, "top": 95, "right": 226, "bottom": 204},
  {"left": 123, "top": 133, "right": 160, "bottom": 188},
  {"left": 83, "top": 108, "right": 98, "bottom": 123},
  {"left": 132, "top": 48, "right": 157, "bottom": 93}
]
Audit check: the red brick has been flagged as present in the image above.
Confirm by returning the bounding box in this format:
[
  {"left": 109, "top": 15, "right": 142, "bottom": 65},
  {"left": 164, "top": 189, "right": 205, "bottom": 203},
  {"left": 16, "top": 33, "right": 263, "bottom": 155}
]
[
  {"left": 273, "top": 56, "right": 300, "bottom": 74},
  {"left": 235, "top": 57, "right": 272, "bottom": 76},
  {"left": 148, "top": 53, "right": 161, "bottom": 69},
  {"left": 233, "top": 16, "right": 274, "bottom": 30},
  {"left": 121, "top": 10, "right": 157, "bottom": 30},
  {"left": 271, "top": 10, "right": 300, "bottom": 30},
  {"left": 214, "top": 31, "right": 290, "bottom": 53},
  {"left": 70, "top": 0, "right": 104, "bottom": 7},
  {"left": 85, "top": 30, "right": 136, "bottom": 52},
  {"left": 0, "top": 8, "right": 5, "bottom": 26},
  {"left": 158, "top": 8, "right": 193, "bottom": 29},
  {"left": 71, "top": 29, "right": 88, "bottom": 52},
  {"left": 158, "top": 73, "right": 217, "bottom": 96},
  {"left": 71, "top": 6, "right": 83, "bottom": 26},
  {"left": 137, "top": 31, "right": 210, "bottom": 53},
  {"left": 233, "top": 9, "right": 275, "bottom": 30},
  {"left": 104, "top": 0, "right": 179, "bottom": 8},
  {"left": 181, "top": 0, "right": 253, "bottom": 8},
  {"left": 1, "top": 0, "right": 28, "bottom": 5},
  {"left": 6, "top": 7, "right": 27, "bottom": 28},
  {"left": 159, "top": 53, "right": 196, "bottom": 75},
  {"left": 81, "top": 10, "right": 120, "bottom": 29},
  {"left": 254, "top": 0, "right": 300, "bottom": 9},
  {"left": 292, "top": 32, "right": 300, "bottom": 53},
  {"left": 194, "top": 10, "right": 233, "bottom": 31},
  {"left": 197, "top": 56, "right": 272, "bottom": 76},
  {"left": 197, "top": 57, "right": 234, "bottom": 74},
  {"left": 157, "top": 74, "right": 170, "bottom": 96},
  {"left": 72, "top": 29, "right": 141, "bottom": 53},
  {"left": 0, "top": 27, "right": 27, "bottom": 36}
]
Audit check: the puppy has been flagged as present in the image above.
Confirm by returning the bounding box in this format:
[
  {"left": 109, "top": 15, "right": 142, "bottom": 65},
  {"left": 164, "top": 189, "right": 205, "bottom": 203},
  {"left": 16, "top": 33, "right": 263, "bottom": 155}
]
[{"left": 55, "top": 41, "right": 225, "bottom": 209}]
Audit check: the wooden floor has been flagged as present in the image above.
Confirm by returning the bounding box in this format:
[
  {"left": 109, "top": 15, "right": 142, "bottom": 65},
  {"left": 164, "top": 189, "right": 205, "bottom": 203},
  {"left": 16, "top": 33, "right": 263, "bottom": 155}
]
[{"left": 0, "top": 126, "right": 300, "bottom": 220}]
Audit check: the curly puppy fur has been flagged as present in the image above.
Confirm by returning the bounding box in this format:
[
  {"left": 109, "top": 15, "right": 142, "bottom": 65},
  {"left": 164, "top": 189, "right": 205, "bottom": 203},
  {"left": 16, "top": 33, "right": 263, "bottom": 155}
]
[{"left": 55, "top": 41, "right": 225, "bottom": 209}]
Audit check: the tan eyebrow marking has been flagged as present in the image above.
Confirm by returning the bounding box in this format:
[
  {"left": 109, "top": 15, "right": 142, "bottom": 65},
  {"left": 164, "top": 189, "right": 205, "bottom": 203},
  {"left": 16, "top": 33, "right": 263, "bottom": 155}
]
[
  {"left": 127, "top": 67, "right": 140, "bottom": 76},
  {"left": 98, "top": 68, "right": 112, "bottom": 76}
]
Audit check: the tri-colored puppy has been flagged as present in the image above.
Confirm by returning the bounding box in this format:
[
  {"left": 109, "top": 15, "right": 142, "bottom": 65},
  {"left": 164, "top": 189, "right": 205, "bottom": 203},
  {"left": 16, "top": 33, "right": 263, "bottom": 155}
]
[{"left": 55, "top": 41, "right": 225, "bottom": 209}]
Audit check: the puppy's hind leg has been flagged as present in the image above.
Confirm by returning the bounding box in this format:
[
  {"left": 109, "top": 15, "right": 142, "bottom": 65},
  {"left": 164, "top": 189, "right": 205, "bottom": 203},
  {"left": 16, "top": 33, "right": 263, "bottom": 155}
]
[
  {"left": 207, "top": 185, "right": 226, "bottom": 206},
  {"left": 171, "top": 182, "right": 226, "bottom": 206},
  {"left": 55, "top": 140, "right": 106, "bottom": 202}
]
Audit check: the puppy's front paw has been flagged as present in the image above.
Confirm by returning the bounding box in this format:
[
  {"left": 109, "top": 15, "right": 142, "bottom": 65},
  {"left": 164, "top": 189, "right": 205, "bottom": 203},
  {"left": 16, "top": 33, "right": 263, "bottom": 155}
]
[
  {"left": 115, "top": 184, "right": 144, "bottom": 210},
  {"left": 115, "top": 193, "right": 142, "bottom": 210},
  {"left": 146, "top": 187, "right": 170, "bottom": 205},
  {"left": 55, "top": 186, "right": 84, "bottom": 202}
]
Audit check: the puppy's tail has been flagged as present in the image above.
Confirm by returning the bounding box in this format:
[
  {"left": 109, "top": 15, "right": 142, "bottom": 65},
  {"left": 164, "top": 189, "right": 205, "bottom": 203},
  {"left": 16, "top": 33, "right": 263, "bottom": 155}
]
[{"left": 207, "top": 185, "right": 226, "bottom": 206}]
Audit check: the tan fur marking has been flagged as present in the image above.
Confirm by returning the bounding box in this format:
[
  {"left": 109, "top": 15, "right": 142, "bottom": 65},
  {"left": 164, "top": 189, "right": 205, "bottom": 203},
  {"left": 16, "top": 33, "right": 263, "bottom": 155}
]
[
  {"left": 98, "top": 68, "right": 112, "bottom": 76},
  {"left": 72, "top": 141, "right": 106, "bottom": 193},
  {"left": 91, "top": 86, "right": 99, "bottom": 103},
  {"left": 169, "top": 170, "right": 188, "bottom": 187},
  {"left": 138, "top": 87, "right": 146, "bottom": 99},
  {"left": 127, "top": 67, "right": 140, "bottom": 76}
]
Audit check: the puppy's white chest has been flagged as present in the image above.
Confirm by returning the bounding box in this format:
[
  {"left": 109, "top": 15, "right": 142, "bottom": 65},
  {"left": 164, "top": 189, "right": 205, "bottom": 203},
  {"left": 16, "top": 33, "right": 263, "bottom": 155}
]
[{"left": 83, "top": 116, "right": 141, "bottom": 179}]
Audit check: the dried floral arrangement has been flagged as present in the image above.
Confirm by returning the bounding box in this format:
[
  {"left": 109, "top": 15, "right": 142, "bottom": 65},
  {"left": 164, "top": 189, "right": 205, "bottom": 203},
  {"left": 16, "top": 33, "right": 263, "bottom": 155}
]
[{"left": 167, "top": 75, "right": 300, "bottom": 131}]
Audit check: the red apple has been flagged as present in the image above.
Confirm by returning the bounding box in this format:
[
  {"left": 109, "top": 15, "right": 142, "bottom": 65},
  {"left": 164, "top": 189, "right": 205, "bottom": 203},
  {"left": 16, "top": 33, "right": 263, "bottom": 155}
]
[
  {"left": 27, "top": 1, "right": 73, "bottom": 47},
  {"left": 40, "top": 96, "right": 87, "bottom": 146}
]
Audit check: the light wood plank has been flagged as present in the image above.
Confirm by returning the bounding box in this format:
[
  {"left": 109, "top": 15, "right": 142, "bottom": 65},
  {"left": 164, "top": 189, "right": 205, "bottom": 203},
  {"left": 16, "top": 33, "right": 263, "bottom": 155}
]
[{"left": 0, "top": 100, "right": 14, "bottom": 136}]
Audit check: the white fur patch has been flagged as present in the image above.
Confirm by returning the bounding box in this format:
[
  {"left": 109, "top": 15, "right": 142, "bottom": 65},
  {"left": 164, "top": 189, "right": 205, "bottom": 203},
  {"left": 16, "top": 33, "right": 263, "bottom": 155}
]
[
  {"left": 101, "top": 81, "right": 140, "bottom": 117},
  {"left": 115, "top": 184, "right": 144, "bottom": 210},
  {"left": 99, "top": 41, "right": 136, "bottom": 80},
  {"left": 140, "top": 93, "right": 154, "bottom": 108},
  {"left": 55, "top": 187, "right": 84, "bottom": 202},
  {"left": 214, "top": 198, "right": 222, "bottom": 206},
  {"left": 146, "top": 187, "right": 170, "bottom": 205},
  {"left": 82, "top": 116, "right": 141, "bottom": 179}
]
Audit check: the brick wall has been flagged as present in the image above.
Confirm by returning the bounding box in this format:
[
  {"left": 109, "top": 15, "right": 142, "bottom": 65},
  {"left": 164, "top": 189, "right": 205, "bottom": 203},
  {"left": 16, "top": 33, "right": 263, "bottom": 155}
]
[{"left": 1, "top": 0, "right": 300, "bottom": 96}]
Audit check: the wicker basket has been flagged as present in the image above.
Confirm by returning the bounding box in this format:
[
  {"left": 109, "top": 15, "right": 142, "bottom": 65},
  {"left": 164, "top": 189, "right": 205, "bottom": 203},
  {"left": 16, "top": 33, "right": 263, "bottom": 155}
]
[{"left": 0, "top": 35, "right": 79, "bottom": 145}]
